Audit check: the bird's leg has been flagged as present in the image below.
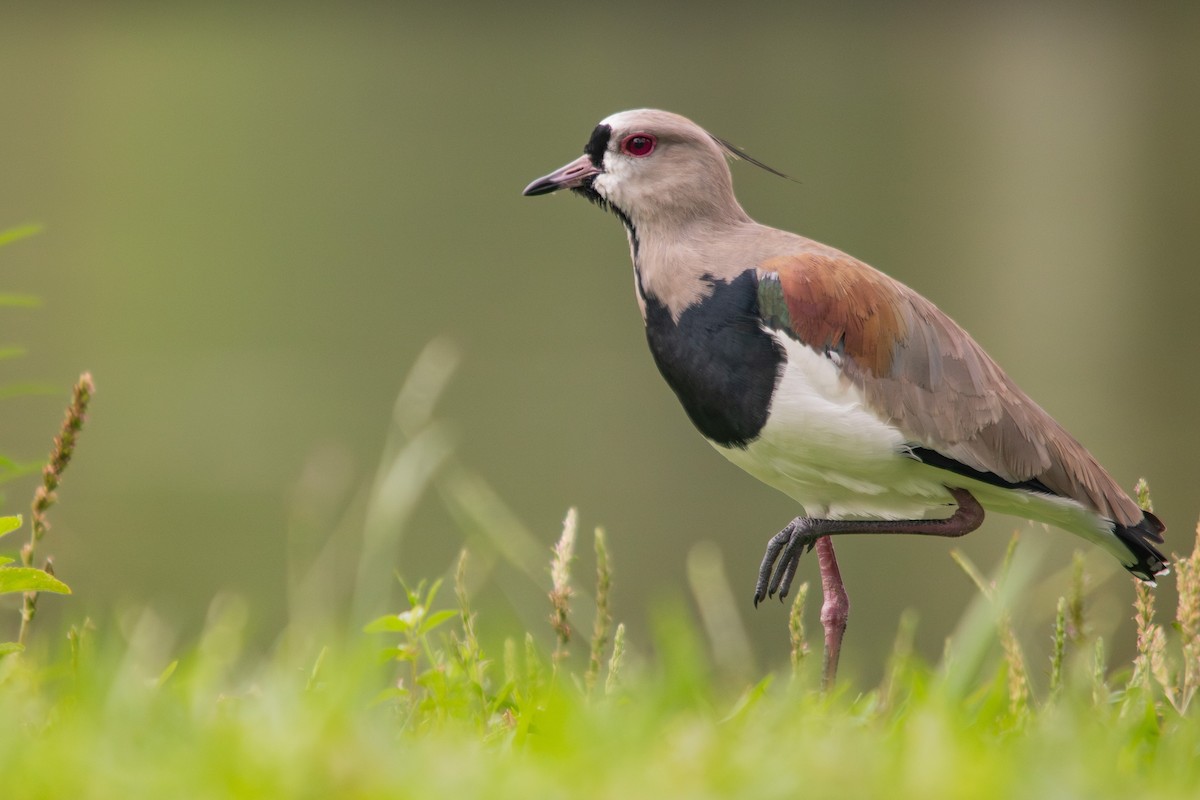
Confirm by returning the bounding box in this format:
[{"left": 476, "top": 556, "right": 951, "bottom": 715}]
[
  {"left": 814, "top": 536, "right": 848, "bottom": 691},
  {"left": 753, "top": 487, "right": 985, "bottom": 688},
  {"left": 754, "top": 488, "right": 984, "bottom": 603}
]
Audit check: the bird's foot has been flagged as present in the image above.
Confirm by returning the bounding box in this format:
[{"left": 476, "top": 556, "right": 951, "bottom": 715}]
[{"left": 753, "top": 517, "right": 818, "bottom": 606}]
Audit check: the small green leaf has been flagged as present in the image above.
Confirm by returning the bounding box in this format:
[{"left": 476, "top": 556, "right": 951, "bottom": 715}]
[
  {"left": 419, "top": 609, "right": 459, "bottom": 635},
  {"left": 0, "top": 557, "right": 13, "bottom": 567},
  {"left": 364, "top": 608, "right": 425, "bottom": 634},
  {"left": 424, "top": 578, "right": 444, "bottom": 607},
  {"left": 0, "top": 514, "right": 22, "bottom": 539},
  {"left": 0, "top": 641, "right": 23, "bottom": 657},
  {"left": 0, "top": 566, "right": 71, "bottom": 595}
]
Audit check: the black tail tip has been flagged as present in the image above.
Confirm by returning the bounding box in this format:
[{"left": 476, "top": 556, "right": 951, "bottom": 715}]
[{"left": 1117, "top": 511, "right": 1169, "bottom": 583}]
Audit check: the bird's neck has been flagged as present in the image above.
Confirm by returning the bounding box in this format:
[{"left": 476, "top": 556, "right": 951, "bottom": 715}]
[{"left": 629, "top": 217, "right": 757, "bottom": 323}]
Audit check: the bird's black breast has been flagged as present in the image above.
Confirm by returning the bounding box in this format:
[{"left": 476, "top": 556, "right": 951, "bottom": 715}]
[{"left": 640, "top": 270, "right": 785, "bottom": 449}]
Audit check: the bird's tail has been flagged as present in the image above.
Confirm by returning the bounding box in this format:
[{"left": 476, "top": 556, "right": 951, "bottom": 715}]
[{"left": 1115, "top": 510, "right": 1169, "bottom": 582}]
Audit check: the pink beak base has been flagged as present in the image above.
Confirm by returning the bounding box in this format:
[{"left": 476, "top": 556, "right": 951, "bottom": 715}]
[{"left": 523, "top": 154, "right": 600, "bottom": 196}]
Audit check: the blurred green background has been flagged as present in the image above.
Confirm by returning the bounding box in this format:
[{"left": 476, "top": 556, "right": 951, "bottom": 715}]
[{"left": 1, "top": 2, "right": 1197, "bottom": 682}]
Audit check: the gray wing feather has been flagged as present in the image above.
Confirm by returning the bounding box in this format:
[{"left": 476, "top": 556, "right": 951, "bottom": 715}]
[{"left": 866, "top": 287, "right": 1142, "bottom": 526}]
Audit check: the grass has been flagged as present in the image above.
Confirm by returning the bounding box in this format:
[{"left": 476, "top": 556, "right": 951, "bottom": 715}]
[
  {"left": 2, "top": 513, "right": 1200, "bottom": 798},
  {"left": 1, "top": 259, "right": 1198, "bottom": 797}
]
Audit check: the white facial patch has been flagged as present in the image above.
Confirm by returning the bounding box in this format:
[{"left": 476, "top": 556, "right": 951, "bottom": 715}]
[{"left": 592, "top": 153, "right": 633, "bottom": 205}]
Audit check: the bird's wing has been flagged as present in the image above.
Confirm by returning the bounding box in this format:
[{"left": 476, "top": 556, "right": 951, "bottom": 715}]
[{"left": 756, "top": 251, "right": 1141, "bottom": 526}]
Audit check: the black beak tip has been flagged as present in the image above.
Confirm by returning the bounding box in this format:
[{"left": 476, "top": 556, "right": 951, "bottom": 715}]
[{"left": 522, "top": 178, "right": 561, "bottom": 197}]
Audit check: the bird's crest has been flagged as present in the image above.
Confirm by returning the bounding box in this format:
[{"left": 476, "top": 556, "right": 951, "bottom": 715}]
[{"left": 710, "top": 136, "right": 800, "bottom": 183}]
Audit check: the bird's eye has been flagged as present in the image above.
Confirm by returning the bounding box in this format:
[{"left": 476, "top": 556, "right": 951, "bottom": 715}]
[{"left": 621, "top": 134, "right": 657, "bottom": 157}]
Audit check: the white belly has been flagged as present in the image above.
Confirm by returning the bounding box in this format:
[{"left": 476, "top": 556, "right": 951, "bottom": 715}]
[{"left": 716, "top": 333, "right": 954, "bottom": 519}]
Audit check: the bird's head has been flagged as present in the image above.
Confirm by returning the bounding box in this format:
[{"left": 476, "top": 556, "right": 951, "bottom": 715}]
[{"left": 523, "top": 109, "right": 757, "bottom": 230}]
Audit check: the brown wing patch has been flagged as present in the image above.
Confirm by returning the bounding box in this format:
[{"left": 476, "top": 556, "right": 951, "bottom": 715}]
[
  {"left": 760, "top": 251, "right": 1144, "bottom": 527},
  {"left": 764, "top": 253, "right": 909, "bottom": 375}
]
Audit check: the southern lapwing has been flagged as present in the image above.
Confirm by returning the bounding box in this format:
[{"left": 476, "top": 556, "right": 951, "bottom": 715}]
[{"left": 523, "top": 109, "right": 1168, "bottom": 687}]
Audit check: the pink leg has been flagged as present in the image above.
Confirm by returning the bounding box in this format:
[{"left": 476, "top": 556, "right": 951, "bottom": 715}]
[{"left": 815, "top": 536, "right": 849, "bottom": 690}]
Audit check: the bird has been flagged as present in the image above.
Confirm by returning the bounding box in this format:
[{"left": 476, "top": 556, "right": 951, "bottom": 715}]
[{"left": 522, "top": 109, "right": 1167, "bottom": 687}]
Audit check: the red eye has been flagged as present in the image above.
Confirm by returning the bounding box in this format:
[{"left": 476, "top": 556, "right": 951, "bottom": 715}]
[{"left": 621, "top": 134, "right": 657, "bottom": 157}]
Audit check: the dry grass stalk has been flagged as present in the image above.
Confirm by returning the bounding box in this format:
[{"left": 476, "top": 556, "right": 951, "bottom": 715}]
[
  {"left": 1067, "top": 551, "right": 1087, "bottom": 644},
  {"left": 1129, "top": 478, "right": 1182, "bottom": 710},
  {"left": 1174, "top": 522, "right": 1200, "bottom": 710},
  {"left": 1131, "top": 580, "right": 1174, "bottom": 707},
  {"left": 549, "top": 509, "right": 577, "bottom": 666},
  {"left": 1049, "top": 596, "right": 1067, "bottom": 696},
  {"left": 605, "top": 622, "right": 626, "bottom": 696},
  {"left": 586, "top": 528, "right": 613, "bottom": 694},
  {"left": 788, "top": 582, "right": 809, "bottom": 679},
  {"left": 19, "top": 372, "right": 94, "bottom": 646}
]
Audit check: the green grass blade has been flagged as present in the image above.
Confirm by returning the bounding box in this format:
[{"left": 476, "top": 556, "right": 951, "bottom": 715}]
[
  {"left": 0, "top": 224, "right": 42, "bottom": 248},
  {"left": 0, "top": 294, "right": 42, "bottom": 308}
]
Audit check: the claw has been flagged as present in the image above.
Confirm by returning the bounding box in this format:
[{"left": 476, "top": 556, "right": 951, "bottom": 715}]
[
  {"left": 776, "top": 547, "right": 802, "bottom": 600},
  {"left": 753, "top": 518, "right": 815, "bottom": 605},
  {"left": 768, "top": 551, "right": 788, "bottom": 597},
  {"left": 769, "top": 524, "right": 812, "bottom": 597},
  {"left": 754, "top": 520, "right": 797, "bottom": 607}
]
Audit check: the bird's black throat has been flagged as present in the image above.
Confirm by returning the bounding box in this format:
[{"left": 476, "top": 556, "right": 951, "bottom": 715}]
[{"left": 638, "top": 270, "right": 784, "bottom": 448}]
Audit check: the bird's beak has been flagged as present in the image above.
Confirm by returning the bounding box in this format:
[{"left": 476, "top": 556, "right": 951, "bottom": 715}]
[{"left": 522, "top": 154, "right": 600, "bottom": 196}]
